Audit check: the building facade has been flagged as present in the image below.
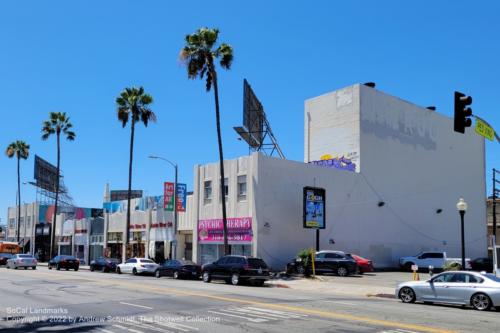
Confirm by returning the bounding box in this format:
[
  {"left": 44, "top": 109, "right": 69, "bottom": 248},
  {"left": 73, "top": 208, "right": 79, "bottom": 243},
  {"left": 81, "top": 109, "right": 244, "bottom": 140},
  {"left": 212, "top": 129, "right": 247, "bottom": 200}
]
[{"left": 191, "top": 84, "right": 488, "bottom": 269}]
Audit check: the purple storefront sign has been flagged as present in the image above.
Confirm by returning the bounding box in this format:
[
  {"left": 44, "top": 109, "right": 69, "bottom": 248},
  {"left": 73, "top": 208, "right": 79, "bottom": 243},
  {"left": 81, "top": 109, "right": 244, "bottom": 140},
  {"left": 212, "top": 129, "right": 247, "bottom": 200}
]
[{"left": 198, "top": 217, "right": 252, "bottom": 243}]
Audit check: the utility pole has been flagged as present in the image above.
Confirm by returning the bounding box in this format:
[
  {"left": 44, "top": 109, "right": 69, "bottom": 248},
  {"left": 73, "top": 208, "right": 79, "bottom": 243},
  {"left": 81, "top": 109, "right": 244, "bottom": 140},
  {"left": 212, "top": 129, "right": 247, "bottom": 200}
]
[{"left": 493, "top": 169, "right": 499, "bottom": 241}]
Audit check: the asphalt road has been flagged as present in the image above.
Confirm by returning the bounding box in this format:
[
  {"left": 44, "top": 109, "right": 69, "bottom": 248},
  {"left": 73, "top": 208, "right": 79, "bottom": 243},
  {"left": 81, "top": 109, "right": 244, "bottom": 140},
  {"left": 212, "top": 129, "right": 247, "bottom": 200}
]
[{"left": 0, "top": 267, "right": 498, "bottom": 333}]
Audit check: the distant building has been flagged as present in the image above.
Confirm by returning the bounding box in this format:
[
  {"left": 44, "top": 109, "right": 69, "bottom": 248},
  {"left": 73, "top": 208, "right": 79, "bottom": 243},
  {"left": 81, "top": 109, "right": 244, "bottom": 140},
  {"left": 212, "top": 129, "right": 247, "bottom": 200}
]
[{"left": 487, "top": 196, "right": 500, "bottom": 255}]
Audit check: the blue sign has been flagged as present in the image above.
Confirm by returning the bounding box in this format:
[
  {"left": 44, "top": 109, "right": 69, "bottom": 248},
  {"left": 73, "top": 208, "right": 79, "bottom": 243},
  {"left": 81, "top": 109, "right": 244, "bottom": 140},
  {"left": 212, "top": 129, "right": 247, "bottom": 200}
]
[{"left": 176, "top": 183, "right": 187, "bottom": 212}]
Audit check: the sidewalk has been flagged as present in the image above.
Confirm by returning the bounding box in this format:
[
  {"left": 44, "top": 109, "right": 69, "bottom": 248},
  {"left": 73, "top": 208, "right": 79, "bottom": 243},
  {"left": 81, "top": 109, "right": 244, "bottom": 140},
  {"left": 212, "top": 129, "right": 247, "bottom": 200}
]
[{"left": 268, "top": 271, "right": 425, "bottom": 298}]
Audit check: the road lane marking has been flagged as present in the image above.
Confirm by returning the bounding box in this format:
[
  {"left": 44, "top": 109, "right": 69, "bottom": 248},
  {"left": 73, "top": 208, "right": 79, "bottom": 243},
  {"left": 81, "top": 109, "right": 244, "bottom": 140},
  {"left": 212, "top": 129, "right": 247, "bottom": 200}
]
[
  {"left": 229, "top": 308, "right": 290, "bottom": 320},
  {"left": 143, "top": 319, "right": 194, "bottom": 332},
  {"left": 113, "top": 324, "right": 144, "bottom": 333},
  {"left": 125, "top": 320, "right": 172, "bottom": 333},
  {"left": 119, "top": 302, "right": 153, "bottom": 310},
  {"left": 231, "top": 307, "right": 303, "bottom": 320},
  {"left": 322, "top": 300, "right": 357, "bottom": 306},
  {"left": 207, "top": 310, "right": 267, "bottom": 323},
  {"left": 96, "top": 329, "right": 115, "bottom": 333},
  {"left": 7, "top": 269, "right": 457, "bottom": 333},
  {"left": 245, "top": 306, "right": 308, "bottom": 317}
]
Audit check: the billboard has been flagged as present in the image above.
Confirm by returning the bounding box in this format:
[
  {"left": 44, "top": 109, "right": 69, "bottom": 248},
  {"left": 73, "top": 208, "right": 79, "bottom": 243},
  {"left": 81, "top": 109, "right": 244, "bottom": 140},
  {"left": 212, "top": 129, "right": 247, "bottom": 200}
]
[
  {"left": 34, "top": 155, "right": 58, "bottom": 193},
  {"left": 198, "top": 217, "right": 253, "bottom": 243},
  {"left": 110, "top": 190, "right": 143, "bottom": 202},
  {"left": 303, "top": 187, "right": 326, "bottom": 229},
  {"left": 243, "top": 79, "right": 264, "bottom": 147}
]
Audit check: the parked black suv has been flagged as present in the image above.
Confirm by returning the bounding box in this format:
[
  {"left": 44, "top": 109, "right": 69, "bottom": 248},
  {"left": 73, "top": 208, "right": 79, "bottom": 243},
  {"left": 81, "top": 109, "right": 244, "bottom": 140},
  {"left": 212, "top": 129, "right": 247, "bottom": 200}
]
[
  {"left": 202, "top": 255, "right": 270, "bottom": 286},
  {"left": 287, "top": 250, "right": 357, "bottom": 276}
]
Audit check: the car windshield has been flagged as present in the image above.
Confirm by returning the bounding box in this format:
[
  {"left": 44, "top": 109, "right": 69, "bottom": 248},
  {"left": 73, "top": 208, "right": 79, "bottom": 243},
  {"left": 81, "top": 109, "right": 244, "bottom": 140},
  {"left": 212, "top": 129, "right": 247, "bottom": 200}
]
[
  {"left": 61, "top": 256, "right": 76, "bottom": 260},
  {"left": 248, "top": 258, "right": 268, "bottom": 268},
  {"left": 140, "top": 259, "right": 155, "bottom": 263},
  {"left": 18, "top": 254, "right": 33, "bottom": 258},
  {"left": 484, "top": 274, "right": 500, "bottom": 283}
]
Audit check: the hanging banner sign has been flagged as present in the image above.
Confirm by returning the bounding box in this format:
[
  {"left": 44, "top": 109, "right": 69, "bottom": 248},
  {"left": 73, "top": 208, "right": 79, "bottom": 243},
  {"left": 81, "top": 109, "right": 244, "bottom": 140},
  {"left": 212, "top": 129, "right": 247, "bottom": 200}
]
[
  {"left": 176, "top": 183, "right": 187, "bottom": 212},
  {"left": 164, "top": 182, "right": 175, "bottom": 211}
]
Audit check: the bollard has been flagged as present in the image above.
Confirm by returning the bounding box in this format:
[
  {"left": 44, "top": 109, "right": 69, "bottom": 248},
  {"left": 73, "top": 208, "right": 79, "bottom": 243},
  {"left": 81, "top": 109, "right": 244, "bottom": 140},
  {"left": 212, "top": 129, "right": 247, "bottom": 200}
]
[{"left": 428, "top": 265, "right": 434, "bottom": 277}]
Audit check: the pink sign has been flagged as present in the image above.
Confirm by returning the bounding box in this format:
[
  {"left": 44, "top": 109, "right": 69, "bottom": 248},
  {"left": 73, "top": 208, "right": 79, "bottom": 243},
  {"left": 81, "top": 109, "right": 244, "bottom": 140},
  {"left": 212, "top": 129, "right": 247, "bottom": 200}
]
[{"left": 198, "top": 217, "right": 253, "bottom": 243}]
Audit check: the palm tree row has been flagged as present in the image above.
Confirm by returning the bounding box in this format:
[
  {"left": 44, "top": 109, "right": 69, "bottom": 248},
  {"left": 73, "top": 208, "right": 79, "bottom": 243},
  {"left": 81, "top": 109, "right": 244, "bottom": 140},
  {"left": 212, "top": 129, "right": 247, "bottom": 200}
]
[{"left": 5, "top": 27, "right": 233, "bottom": 260}]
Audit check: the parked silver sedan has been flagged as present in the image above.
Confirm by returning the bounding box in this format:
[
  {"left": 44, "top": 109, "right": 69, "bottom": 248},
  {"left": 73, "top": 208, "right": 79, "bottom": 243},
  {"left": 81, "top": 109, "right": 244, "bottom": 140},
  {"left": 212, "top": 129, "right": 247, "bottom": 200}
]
[
  {"left": 6, "top": 254, "right": 37, "bottom": 270},
  {"left": 396, "top": 271, "right": 500, "bottom": 311}
]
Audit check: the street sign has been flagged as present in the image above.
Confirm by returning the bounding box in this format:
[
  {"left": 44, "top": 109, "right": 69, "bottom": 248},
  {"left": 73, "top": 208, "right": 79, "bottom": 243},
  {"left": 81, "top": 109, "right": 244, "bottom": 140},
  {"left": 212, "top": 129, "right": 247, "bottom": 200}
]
[{"left": 475, "top": 119, "right": 495, "bottom": 141}]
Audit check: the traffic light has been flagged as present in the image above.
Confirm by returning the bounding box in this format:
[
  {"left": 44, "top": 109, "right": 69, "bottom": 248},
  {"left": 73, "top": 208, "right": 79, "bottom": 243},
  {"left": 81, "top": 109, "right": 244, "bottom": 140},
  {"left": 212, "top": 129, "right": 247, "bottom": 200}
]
[{"left": 454, "top": 91, "right": 473, "bottom": 133}]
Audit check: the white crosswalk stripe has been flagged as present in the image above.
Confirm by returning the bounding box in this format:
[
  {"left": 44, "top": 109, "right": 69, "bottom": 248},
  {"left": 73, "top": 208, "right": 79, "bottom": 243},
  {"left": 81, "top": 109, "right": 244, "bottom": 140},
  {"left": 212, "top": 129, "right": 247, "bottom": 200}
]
[{"left": 209, "top": 306, "right": 308, "bottom": 323}]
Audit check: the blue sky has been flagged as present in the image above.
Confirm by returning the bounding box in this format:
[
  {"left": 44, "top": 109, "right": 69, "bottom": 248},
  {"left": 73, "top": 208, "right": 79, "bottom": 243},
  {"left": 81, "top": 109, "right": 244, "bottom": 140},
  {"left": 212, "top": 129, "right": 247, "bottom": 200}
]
[{"left": 1, "top": 1, "right": 499, "bottom": 223}]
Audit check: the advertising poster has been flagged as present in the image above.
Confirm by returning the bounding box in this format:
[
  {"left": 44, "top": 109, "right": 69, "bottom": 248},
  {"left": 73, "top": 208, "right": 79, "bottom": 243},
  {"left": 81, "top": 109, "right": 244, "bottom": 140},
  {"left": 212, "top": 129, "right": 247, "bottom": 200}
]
[
  {"left": 303, "top": 187, "right": 326, "bottom": 229},
  {"left": 164, "top": 182, "right": 174, "bottom": 211},
  {"left": 176, "top": 183, "right": 187, "bottom": 212}
]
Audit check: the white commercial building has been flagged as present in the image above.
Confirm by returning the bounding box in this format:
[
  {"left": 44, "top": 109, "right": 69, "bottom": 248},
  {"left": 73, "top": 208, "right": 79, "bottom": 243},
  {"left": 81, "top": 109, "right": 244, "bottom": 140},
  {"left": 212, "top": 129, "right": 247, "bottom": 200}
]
[{"left": 192, "top": 84, "right": 487, "bottom": 269}]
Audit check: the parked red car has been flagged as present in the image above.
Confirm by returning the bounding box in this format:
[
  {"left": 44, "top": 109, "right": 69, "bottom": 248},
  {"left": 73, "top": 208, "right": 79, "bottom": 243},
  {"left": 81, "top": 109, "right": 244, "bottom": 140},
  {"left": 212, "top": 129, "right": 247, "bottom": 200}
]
[{"left": 351, "top": 254, "right": 374, "bottom": 274}]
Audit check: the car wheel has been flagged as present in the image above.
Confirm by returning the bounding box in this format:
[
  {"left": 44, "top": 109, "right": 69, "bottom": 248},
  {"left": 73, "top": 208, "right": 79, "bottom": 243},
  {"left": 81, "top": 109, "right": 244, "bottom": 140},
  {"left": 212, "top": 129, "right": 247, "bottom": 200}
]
[
  {"left": 75, "top": 267, "right": 79, "bottom": 271},
  {"left": 48, "top": 265, "right": 52, "bottom": 270},
  {"left": 65, "top": 268, "right": 69, "bottom": 271},
  {"left": 404, "top": 262, "right": 414, "bottom": 272},
  {"left": 117, "top": 267, "right": 122, "bottom": 274},
  {"left": 253, "top": 280, "right": 265, "bottom": 287},
  {"left": 231, "top": 273, "right": 240, "bottom": 286},
  {"left": 399, "top": 287, "right": 416, "bottom": 303},
  {"left": 24, "top": 267, "right": 28, "bottom": 270},
  {"left": 155, "top": 270, "right": 161, "bottom": 278},
  {"left": 14, "top": 266, "right": 18, "bottom": 270},
  {"left": 90, "top": 265, "right": 95, "bottom": 272},
  {"left": 132, "top": 268, "right": 138, "bottom": 276},
  {"left": 202, "top": 272, "right": 211, "bottom": 283},
  {"left": 471, "top": 293, "right": 491, "bottom": 311},
  {"left": 337, "top": 266, "right": 348, "bottom": 277},
  {"left": 101, "top": 266, "right": 106, "bottom": 273},
  {"left": 32, "top": 266, "right": 36, "bottom": 270},
  {"left": 173, "top": 271, "right": 179, "bottom": 279}
]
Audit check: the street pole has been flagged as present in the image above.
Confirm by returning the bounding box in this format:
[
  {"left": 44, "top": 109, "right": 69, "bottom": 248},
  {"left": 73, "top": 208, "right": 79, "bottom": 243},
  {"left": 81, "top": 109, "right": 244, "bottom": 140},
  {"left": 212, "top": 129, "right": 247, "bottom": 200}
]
[
  {"left": 315, "top": 229, "right": 319, "bottom": 252},
  {"left": 173, "top": 164, "right": 178, "bottom": 260},
  {"left": 493, "top": 168, "right": 498, "bottom": 240},
  {"left": 460, "top": 210, "right": 466, "bottom": 270}
]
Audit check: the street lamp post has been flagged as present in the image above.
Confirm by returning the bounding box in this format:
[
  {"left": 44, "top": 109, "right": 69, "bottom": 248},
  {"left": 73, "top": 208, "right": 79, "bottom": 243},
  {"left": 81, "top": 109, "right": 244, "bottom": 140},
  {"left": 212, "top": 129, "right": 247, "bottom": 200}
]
[
  {"left": 456, "top": 198, "right": 468, "bottom": 270},
  {"left": 149, "top": 155, "right": 178, "bottom": 260}
]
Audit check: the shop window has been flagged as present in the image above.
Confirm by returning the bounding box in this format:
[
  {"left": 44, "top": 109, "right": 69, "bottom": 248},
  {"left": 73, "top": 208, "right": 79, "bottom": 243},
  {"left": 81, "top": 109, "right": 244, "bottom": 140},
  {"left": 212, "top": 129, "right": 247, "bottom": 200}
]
[
  {"left": 237, "top": 175, "right": 247, "bottom": 201},
  {"left": 204, "top": 180, "right": 212, "bottom": 204}
]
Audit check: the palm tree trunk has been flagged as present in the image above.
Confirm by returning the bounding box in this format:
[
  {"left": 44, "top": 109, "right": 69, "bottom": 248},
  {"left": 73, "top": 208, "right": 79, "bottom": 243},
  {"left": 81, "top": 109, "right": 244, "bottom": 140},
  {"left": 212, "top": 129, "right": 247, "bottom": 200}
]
[
  {"left": 211, "top": 68, "right": 229, "bottom": 256},
  {"left": 17, "top": 155, "right": 21, "bottom": 247},
  {"left": 50, "top": 133, "right": 61, "bottom": 260},
  {"left": 124, "top": 120, "right": 135, "bottom": 262}
]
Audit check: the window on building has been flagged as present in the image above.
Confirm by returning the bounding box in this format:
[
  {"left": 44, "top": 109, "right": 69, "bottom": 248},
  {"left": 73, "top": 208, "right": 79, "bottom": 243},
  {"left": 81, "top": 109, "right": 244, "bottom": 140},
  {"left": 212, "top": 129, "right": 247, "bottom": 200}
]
[
  {"left": 26, "top": 216, "right": 31, "bottom": 229},
  {"left": 220, "top": 178, "right": 229, "bottom": 202},
  {"left": 19, "top": 217, "right": 24, "bottom": 229},
  {"left": 9, "top": 218, "right": 15, "bottom": 228},
  {"left": 204, "top": 180, "right": 212, "bottom": 204},
  {"left": 237, "top": 175, "right": 247, "bottom": 201}
]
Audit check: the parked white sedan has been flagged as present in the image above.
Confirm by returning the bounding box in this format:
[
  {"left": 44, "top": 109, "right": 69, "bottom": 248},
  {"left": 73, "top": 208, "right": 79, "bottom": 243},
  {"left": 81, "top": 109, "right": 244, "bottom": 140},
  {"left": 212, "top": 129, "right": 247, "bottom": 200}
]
[
  {"left": 116, "top": 258, "right": 159, "bottom": 275},
  {"left": 6, "top": 254, "right": 37, "bottom": 270},
  {"left": 396, "top": 271, "right": 500, "bottom": 311}
]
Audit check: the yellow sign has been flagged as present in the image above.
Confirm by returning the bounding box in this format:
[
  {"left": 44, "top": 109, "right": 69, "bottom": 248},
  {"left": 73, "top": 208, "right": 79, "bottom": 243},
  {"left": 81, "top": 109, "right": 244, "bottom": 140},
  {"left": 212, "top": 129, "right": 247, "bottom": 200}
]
[{"left": 475, "top": 119, "right": 495, "bottom": 141}]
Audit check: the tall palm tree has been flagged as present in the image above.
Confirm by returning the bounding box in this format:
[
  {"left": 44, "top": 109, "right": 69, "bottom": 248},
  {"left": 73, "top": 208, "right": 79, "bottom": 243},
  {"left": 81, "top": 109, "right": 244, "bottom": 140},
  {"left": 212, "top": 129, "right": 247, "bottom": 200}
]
[
  {"left": 116, "top": 86, "right": 156, "bottom": 262},
  {"left": 180, "top": 27, "right": 233, "bottom": 255},
  {"left": 5, "top": 141, "right": 30, "bottom": 247},
  {"left": 42, "top": 112, "right": 75, "bottom": 259}
]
